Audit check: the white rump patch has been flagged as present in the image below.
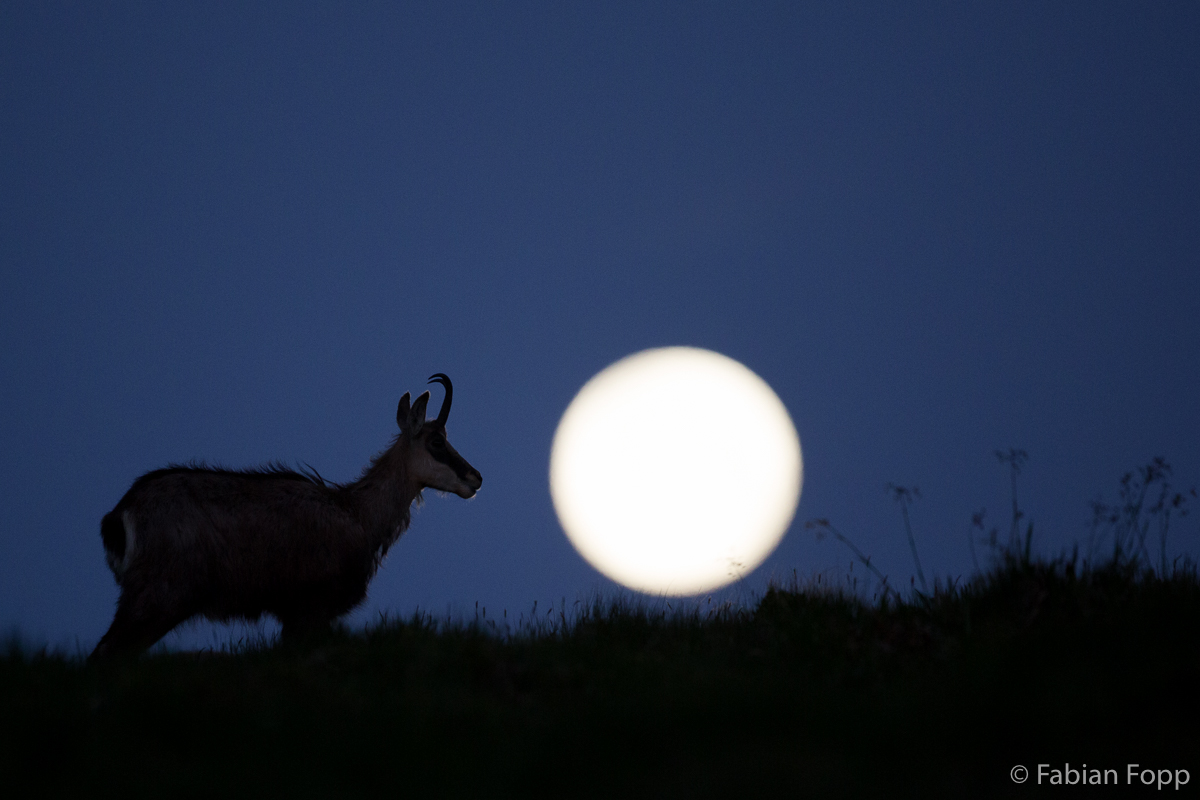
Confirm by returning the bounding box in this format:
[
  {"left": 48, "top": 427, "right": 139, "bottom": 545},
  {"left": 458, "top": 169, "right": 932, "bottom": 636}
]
[{"left": 106, "top": 510, "right": 137, "bottom": 580}]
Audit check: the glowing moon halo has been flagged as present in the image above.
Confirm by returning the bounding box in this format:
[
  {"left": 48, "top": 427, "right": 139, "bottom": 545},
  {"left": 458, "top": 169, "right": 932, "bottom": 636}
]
[{"left": 549, "top": 347, "right": 803, "bottom": 595}]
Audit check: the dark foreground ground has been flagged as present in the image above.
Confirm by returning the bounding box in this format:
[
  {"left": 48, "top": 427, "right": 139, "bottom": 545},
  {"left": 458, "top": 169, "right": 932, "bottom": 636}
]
[{"left": 2, "top": 556, "right": 1197, "bottom": 799}]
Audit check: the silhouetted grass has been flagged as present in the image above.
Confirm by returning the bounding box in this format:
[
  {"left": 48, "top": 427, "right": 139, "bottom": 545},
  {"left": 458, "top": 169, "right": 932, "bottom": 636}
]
[{"left": 3, "top": 549, "right": 1197, "bottom": 799}]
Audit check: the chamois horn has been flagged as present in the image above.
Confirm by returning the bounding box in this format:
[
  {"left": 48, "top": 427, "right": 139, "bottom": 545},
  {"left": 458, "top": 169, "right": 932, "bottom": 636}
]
[{"left": 428, "top": 373, "right": 453, "bottom": 427}]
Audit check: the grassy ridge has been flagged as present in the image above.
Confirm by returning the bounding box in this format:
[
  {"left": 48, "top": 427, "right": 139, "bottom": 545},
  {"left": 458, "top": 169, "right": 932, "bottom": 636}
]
[{"left": 3, "top": 555, "right": 1198, "bottom": 798}]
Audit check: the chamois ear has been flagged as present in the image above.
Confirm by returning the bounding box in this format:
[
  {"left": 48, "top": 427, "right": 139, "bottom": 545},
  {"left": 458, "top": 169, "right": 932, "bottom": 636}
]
[
  {"left": 406, "top": 390, "right": 431, "bottom": 434},
  {"left": 396, "top": 392, "right": 412, "bottom": 431}
]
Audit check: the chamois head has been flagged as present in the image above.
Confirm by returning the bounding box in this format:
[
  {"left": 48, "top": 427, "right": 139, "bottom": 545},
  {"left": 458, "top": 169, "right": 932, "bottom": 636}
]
[{"left": 396, "top": 373, "right": 482, "bottom": 499}]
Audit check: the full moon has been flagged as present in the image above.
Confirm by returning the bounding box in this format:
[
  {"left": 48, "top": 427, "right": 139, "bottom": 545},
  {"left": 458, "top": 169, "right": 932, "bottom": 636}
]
[{"left": 549, "top": 347, "right": 803, "bottom": 595}]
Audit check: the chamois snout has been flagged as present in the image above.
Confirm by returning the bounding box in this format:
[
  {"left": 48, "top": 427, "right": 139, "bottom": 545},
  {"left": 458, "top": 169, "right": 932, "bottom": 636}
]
[{"left": 457, "top": 465, "right": 483, "bottom": 498}]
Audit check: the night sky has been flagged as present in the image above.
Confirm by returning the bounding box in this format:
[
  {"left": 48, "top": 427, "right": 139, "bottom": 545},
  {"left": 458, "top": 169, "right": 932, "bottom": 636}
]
[{"left": 3, "top": 2, "right": 1198, "bottom": 651}]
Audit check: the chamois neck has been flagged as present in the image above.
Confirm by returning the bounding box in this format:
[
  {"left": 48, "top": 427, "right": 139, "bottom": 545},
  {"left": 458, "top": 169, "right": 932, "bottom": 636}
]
[{"left": 345, "top": 437, "right": 422, "bottom": 552}]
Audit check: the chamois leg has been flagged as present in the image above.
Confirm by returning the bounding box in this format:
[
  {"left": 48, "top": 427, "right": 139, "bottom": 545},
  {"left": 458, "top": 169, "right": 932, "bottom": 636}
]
[
  {"left": 278, "top": 614, "right": 333, "bottom": 648},
  {"left": 91, "top": 595, "right": 189, "bottom": 660}
]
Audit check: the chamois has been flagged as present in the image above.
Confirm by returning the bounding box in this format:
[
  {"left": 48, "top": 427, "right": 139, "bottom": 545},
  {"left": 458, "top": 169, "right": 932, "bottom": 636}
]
[{"left": 91, "top": 374, "right": 482, "bottom": 658}]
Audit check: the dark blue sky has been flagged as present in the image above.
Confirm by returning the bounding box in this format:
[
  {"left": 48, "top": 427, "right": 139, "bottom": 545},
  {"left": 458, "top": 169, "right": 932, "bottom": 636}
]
[{"left": 3, "top": 2, "right": 1198, "bottom": 650}]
